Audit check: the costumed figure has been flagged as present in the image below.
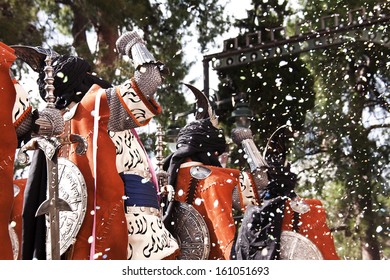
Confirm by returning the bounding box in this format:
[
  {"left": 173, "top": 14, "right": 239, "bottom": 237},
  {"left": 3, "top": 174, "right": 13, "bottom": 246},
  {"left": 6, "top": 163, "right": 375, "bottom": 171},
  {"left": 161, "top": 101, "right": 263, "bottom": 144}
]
[
  {"left": 111, "top": 32, "right": 179, "bottom": 260},
  {"left": 0, "top": 42, "right": 36, "bottom": 259},
  {"left": 0, "top": 42, "right": 20, "bottom": 260},
  {"left": 234, "top": 125, "right": 340, "bottom": 260},
  {"left": 163, "top": 85, "right": 266, "bottom": 260},
  {"left": 10, "top": 70, "right": 35, "bottom": 260},
  {"left": 15, "top": 30, "right": 178, "bottom": 260}
]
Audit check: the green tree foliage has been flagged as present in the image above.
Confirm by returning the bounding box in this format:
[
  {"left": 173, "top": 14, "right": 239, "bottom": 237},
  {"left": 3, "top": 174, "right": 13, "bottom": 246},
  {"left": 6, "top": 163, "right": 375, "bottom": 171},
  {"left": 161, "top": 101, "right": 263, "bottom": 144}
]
[
  {"left": 215, "top": 0, "right": 315, "bottom": 148},
  {"left": 0, "top": 0, "right": 230, "bottom": 130},
  {"left": 2, "top": 0, "right": 388, "bottom": 260},
  {"left": 292, "top": 0, "right": 390, "bottom": 259},
  {"left": 211, "top": 0, "right": 389, "bottom": 260},
  {"left": 0, "top": 0, "right": 44, "bottom": 45}
]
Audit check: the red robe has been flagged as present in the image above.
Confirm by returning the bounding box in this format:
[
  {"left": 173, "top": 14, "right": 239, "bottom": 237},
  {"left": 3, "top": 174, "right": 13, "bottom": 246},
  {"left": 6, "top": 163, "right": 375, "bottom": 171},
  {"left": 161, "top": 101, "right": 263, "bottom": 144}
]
[
  {"left": 0, "top": 42, "right": 18, "bottom": 259},
  {"left": 175, "top": 164, "right": 241, "bottom": 259},
  {"left": 281, "top": 198, "right": 340, "bottom": 259},
  {"left": 65, "top": 85, "right": 128, "bottom": 260}
]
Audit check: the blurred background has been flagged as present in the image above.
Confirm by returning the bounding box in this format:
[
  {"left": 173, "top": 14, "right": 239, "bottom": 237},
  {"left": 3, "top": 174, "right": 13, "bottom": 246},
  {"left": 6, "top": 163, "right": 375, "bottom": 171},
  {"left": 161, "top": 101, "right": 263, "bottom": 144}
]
[{"left": 1, "top": 0, "right": 389, "bottom": 259}]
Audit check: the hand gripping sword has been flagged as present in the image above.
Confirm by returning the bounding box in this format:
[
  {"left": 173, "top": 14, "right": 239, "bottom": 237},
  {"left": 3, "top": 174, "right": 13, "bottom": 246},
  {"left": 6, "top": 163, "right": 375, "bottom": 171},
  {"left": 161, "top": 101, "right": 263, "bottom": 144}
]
[{"left": 18, "top": 53, "right": 87, "bottom": 260}]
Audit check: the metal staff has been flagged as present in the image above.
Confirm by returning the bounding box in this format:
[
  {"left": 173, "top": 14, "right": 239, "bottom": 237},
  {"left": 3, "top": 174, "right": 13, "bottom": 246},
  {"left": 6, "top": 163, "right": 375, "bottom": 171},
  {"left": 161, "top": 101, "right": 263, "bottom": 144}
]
[
  {"left": 155, "top": 125, "right": 174, "bottom": 210},
  {"left": 18, "top": 53, "right": 86, "bottom": 260}
]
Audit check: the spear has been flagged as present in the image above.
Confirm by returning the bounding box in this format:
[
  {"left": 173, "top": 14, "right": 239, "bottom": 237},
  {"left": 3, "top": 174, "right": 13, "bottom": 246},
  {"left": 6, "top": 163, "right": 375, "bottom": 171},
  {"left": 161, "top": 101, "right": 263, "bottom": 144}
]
[
  {"left": 34, "top": 53, "right": 72, "bottom": 260},
  {"left": 155, "top": 125, "right": 174, "bottom": 207},
  {"left": 16, "top": 47, "right": 88, "bottom": 260},
  {"left": 18, "top": 52, "right": 71, "bottom": 260}
]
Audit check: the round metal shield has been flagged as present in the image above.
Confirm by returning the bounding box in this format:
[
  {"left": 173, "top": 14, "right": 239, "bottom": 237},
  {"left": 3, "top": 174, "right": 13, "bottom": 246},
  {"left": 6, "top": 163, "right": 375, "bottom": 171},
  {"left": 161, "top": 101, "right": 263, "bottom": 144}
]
[
  {"left": 168, "top": 201, "right": 210, "bottom": 260},
  {"left": 9, "top": 225, "right": 19, "bottom": 260},
  {"left": 57, "top": 157, "right": 87, "bottom": 255},
  {"left": 280, "top": 231, "right": 323, "bottom": 260}
]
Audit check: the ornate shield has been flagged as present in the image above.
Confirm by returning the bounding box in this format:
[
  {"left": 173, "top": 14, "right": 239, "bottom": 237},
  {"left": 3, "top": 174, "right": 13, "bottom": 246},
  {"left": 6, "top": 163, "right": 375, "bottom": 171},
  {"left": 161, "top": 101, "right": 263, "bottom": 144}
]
[
  {"left": 55, "top": 157, "right": 87, "bottom": 255},
  {"left": 166, "top": 201, "right": 210, "bottom": 260},
  {"left": 280, "top": 231, "right": 323, "bottom": 260}
]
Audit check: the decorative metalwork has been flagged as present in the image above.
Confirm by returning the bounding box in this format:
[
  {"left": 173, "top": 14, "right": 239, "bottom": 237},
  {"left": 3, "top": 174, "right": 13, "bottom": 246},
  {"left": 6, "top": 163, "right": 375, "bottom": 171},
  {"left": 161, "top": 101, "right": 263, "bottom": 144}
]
[
  {"left": 57, "top": 157, "right": 87, "bottom": 255},
  {"left": 289, "top": 198, "right": 310, "bottom": 214},
  {"left": 203, "top": 2, "right": 390, "bottom": 96},
  {"left": 190, "top": 165, "right": 212, "bottom": 180},
  {"left": 13, "top": 184, "right": 20, "bottom": 197},
  {"left": 36, "top": 138, "right": 72, "bottom": 260},
  {"left": 9, "top": 184, "right": 21, "bottom": 260},
  {"left": 17, "top": 53, "right": 88, "bottom": 260},
  {"left": 280, "top": 231, "right": 323, "bottom": 260},
  {"left": 9, "top": 225, "right": 19, "bottom": 260},
  {"left": 155, "top": 124, "right": 165, "bottom": 181},
  {"left": 168, "top": 201, "right": 210, "bottom": 260},
  {"left": 156, "top": 124, "right": 175, "bottom": 204}
]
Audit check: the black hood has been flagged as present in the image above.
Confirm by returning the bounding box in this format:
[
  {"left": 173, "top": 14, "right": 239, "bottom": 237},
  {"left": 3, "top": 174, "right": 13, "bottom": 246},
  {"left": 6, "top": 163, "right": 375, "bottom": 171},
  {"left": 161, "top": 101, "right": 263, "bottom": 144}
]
[
  {"left": 13, "top": 45, "right": 111, "bottom": 109},
  {"left": 163, "top": 118, "right": 227, "bottom": 187}
]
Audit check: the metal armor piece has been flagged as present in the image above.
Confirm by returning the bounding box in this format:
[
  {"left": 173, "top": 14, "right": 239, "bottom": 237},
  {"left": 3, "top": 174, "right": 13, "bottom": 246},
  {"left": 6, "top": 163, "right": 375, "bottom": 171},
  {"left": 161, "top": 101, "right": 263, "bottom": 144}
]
[
  {"left": 183, "top": 83, "right": 217, "bottom": 126},
  {"left": 190, "top": 165, "right": 212, "bottom": 180},
  {"left": 55, "top": 157, "right": 87, "bottom": 256},
  {"left": 167, "top": 201, "right": 210, "bottom": 260},
  {"left": 9, "top": 184, "right": 21, "bottom": 260},
  {"left": 11, "top": 45, "right": 60, "bottom": 72},
  {"left": 9, "top": 225, "right": 19, "bottom": 260},
  {"left": 13, "top": 184, "right": 20, "bottom": 197},
  {"left": 280, "top": 231, "right": 323, "bottom": 260},
  {"left": 289, "top": 198, "right": 310, "bottom": 214},
  {"left": 116, "top": 31, "right": 156, "bottom": 69}
]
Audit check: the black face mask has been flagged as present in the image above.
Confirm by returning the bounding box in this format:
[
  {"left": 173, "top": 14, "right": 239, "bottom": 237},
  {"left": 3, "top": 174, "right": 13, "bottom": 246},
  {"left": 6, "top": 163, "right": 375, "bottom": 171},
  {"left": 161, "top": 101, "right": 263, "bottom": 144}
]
[{"left": 163, "top": 118, "right": 227, "bottom": 186}]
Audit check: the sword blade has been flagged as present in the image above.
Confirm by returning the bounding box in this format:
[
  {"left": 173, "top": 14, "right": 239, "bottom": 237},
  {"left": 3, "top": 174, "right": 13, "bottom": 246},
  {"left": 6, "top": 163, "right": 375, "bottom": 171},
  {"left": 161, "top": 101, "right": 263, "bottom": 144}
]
[{"left": 35, "top": 144, "right": 71, "bottom": 260}]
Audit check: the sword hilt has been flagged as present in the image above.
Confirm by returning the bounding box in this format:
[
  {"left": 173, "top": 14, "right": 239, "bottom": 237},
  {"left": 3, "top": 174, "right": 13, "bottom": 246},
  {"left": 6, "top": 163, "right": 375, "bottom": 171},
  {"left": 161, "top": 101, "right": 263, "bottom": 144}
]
[
  {"left": 59, "top": 134, "right": 88, "bottom": 155},
  {"left": 17, "top": 137, "right": 60, "bottom": 164}
]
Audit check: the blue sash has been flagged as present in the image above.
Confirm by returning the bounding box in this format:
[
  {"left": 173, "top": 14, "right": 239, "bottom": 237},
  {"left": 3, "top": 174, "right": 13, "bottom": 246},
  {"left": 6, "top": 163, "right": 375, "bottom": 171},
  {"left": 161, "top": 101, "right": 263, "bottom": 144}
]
[{"left": 120, "top": 174, "right": 159, "bottom": 209}]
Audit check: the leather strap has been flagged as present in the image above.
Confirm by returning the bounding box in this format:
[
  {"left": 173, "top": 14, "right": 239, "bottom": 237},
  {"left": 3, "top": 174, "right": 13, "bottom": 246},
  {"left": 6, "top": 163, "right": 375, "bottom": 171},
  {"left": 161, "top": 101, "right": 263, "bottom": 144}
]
[
  {"left": 185, "top": 177, "right": 199, "bottom": 205},
  {"left": 292, "top": 211, "right": 300, "bottom": 232},
  {"left": 58, "top": 120, "right": 71, "bottom": 158}
]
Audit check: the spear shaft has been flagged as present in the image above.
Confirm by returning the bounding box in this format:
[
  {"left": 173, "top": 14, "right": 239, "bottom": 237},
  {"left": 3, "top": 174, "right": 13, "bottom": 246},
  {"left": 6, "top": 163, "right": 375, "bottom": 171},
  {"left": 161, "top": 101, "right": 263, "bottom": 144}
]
[{"left": 34, "top": 54, "right": 71, "bottom": 260}]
